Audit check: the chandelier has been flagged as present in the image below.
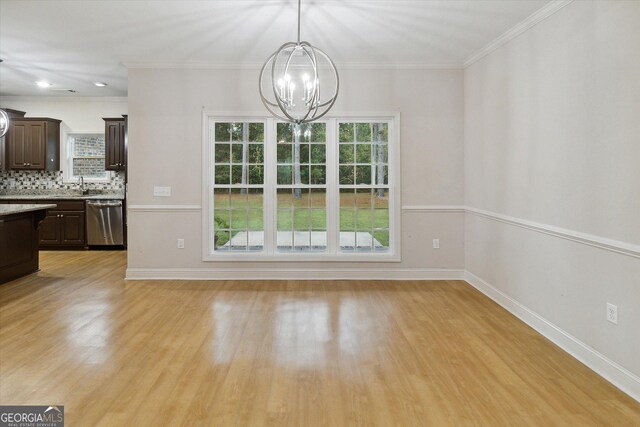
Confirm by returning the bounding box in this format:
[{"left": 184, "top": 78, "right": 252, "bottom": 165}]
[
  {"left": 0, "top": 110, "right": 8, "bottom": 138},
  {"left": 259, "top": 0, "right": 339, "bottom": 124}
]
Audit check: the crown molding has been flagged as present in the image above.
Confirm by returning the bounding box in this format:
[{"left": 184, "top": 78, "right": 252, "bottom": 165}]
[
  {"left": 464, "top": 0, "right": 575, "bottom": 68},
  {"left": 0, "top": 95, "right": 127, "bottom": 103},
  {"left": 123, "top": 61, "right": 463, "bottom": 71}
]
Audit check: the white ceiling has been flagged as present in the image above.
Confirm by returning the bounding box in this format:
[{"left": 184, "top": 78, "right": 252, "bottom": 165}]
[{"left": 0, "top": 0, "right": 550, "bottom": 97}]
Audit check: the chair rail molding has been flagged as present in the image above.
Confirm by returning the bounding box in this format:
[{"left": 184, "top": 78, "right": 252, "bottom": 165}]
[
  {"left": 128, "top": 205, "right": 202, "bottom": 212},
  {"left": 466, "top": 206, "right": 640, "bottom": 259}
]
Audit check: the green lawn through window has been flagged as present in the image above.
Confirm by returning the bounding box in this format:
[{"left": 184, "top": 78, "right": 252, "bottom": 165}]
[{"left": 214, "top": 192, "right": 389, "bottom": 247}]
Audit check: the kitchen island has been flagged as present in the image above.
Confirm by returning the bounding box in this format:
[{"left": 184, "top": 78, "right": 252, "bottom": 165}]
[{"left": 0, "top": 204, "right": 56, "bottom": 284}]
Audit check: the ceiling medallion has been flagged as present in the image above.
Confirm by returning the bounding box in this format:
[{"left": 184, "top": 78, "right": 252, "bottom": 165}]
[{"left": 259, "top": 0, "right": 339, "bottom": 124}]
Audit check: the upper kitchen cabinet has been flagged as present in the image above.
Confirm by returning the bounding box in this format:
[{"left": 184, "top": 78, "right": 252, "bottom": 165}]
[
  {"left": 0, "top": 109, "right": 27, "bottom": 171},
  {"left": 8, "top": 118, "right": 61, "bottom": 171},
  {"left": 104, "top": 116, "right": 126, "bottom": 171}
]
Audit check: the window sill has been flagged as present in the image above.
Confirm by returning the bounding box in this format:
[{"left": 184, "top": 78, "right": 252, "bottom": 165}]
[
  {"left": 202, "top": 253, "right": 401, "bottom": 263},
  {"left": 63, "top": 176, "right": 112, "bottom": 184}
]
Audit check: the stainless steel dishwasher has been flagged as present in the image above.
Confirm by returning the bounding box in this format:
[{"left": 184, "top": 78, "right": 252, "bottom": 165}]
[{"left": 86, "top": 200, "right": 124, "bottom": 245}]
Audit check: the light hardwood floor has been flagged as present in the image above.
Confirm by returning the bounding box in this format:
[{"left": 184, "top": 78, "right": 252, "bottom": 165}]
[{"left": 0, "top": 251, "right": 638, "bottom": 426}]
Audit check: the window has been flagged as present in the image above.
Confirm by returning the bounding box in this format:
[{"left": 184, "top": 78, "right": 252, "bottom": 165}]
[
  {"left": 204, "top": 114, "right": 399, "bottom": 261},
  {"left": 212, "top": 122, "right": 265, "bottom": 251},
  {"left": 276, "top": 122, "right": 327, "bottom": 251},
  {"left": 338, "top": 122, "right": 389, "bottom": 252},
  {"left": 63, "top": 132, "right": 111, "bottom": 182}
]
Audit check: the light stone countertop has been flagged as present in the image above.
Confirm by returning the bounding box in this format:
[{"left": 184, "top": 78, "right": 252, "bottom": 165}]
[
  {"left": 0, "top": 204, "right": 57, "bottom": 216},
  {"left": 0, "top": 193, "right": 125, "bottom": 200}
]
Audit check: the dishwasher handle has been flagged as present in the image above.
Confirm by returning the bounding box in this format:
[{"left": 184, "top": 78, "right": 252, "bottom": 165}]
[{"left": 87, "top": 201, "right": 123, "bottom": 208}]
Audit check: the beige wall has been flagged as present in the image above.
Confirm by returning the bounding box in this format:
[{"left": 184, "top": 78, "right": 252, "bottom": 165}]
[
  {"left": 127, "top": 68, "right": 465, "bottom": 275},
  {"left": 0, "top": 96, "right": 128, "bottom": 132},
  {"left": 464, "top": 0, "right": 640, "bottom": 379}
]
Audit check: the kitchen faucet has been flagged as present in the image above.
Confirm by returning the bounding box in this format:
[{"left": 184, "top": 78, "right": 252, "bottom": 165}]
[{"left": 79, "top": 175, "right": 86, "bottom": 194}]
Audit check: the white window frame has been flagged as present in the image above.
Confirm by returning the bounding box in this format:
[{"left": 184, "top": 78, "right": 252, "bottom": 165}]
[
  {"left": 202, "top": 111, "right": 401, "bottom": 262},
  {"left": 62, "top": 130, "right": 112, "bottom": 183}
]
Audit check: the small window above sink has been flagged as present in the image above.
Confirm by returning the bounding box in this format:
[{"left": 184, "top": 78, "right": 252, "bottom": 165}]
[{"left": 63, "top": 132, "right": 112, "bottom": 183}]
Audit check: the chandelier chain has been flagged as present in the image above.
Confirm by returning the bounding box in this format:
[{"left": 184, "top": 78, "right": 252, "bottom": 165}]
[{"left": 297, "top": 0, "right": 301, "bottom": 44}]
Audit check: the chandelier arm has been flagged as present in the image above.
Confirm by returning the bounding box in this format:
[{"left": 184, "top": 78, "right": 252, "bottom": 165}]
[
  {"left": 302, "top": 43, "right": 321, "bottom": 113},
  {"left": 307, "top": 59, "right": 339, "bottom": 118},
  {"left": 312, "top": 46, "right": 340, "bottom": 104},
  {"left": 271, "top": 43, "right": 298, "bottom": 123},
  {"left": 308, "top": 60, "right": 339, "bottom": 122},
  {"left": 0, "top": 110, "right": 8, "bottom": 138},
  {"left": 302, "top": 42, "right": 326, "bottom": 120},
  {"left": 297, "top": 44, "right": 319, "bottom": 123},
  {"left": 300, "top": 43, "right": 319, "bottom": 105},
  {"left": 259, "top": 65, "right": 293, "bottom": 122},
  {"left": 259, "top": 49, "right": 296, "bottom": 117},
  {"left": 259, "top": 51, "right": 279, "bottom": 107},
  {"left": 279, "top": 46, "right": 300, "bottom": 122},
  {"left": 263, "top": 102, "right": 294, "bottom": 123},
  {"left": 270, "top": 41, "right": 296, "bottom": 105}
]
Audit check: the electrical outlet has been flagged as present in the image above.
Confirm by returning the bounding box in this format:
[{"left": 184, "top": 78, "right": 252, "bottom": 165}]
[
  {"left": 606, "top": 303, "right": 618, "bottom": 325},
  {"left": 177, "top": 239, "right": 185, "bottom": 249},
  {"left": 433, "top": 239, "right": 440, "bottom": 249}
]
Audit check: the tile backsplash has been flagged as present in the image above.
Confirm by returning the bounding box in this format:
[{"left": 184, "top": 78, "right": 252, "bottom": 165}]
[{"left": 0, "top": 170, "right": 125, "bottom": 191}]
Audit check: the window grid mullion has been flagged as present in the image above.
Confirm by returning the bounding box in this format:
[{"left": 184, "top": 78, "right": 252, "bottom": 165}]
[
  {"left": 265, "top": 118, "right": 276, "bottom": 256},
  {"left": 326, "top": 119, "right": 338, "bottom": 254}
]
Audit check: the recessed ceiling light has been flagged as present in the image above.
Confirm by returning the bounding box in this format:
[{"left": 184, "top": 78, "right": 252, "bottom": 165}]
[
  {"left": 94, "top": 82, "right": 108, "bottom": 87},
  {"left": 35, "top": 81, "right": 52, "bottom": 88}
]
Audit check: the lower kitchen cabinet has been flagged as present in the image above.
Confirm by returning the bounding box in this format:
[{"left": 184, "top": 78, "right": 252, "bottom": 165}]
[
  {"left": 39, "top": 210, "right": 85, "bottom": 246},
  {"left": 1, "top": 200, "right": 87, "bottom": 248}
]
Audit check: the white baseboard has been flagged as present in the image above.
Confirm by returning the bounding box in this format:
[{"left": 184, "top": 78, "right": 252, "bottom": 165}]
[
  {"left": 125, "top": 268, "right": 465, "bottom": 281},
  {"left": 464, "top": 270, "right": 640, "bottom": 403}
]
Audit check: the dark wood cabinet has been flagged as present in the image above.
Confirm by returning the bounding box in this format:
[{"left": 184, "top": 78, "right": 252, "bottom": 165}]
[
  {"left": 8, "top": 118, "right": 61, "bottom": 171},
  {"left": 104, "top": 117, "right": 126, "bottom": 171},
  {"left": 0, "top": 109, "right": 27, "bottom": 171},
  {"left": 60, "top": 211, "right": 85, "bottom": 245},
  {"left": 39, "top": 210, "right": 85, "bottom": 246},
  {"left": 38, "top": 213, "right": 61, "bottom": 245},
  {"left": 37, "top": 200, "right": 86, "bottom": 247},
  {"left": 0, "top": 207, "right": 50, "bottom": 284},
  {"left": 0, "top": 200, "right": 86, "bottom": 248}
]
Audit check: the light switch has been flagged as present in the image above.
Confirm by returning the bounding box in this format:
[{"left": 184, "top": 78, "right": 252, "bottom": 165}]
[{"left": 154, "top": 186, "right": 171, "bottom": 197}]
